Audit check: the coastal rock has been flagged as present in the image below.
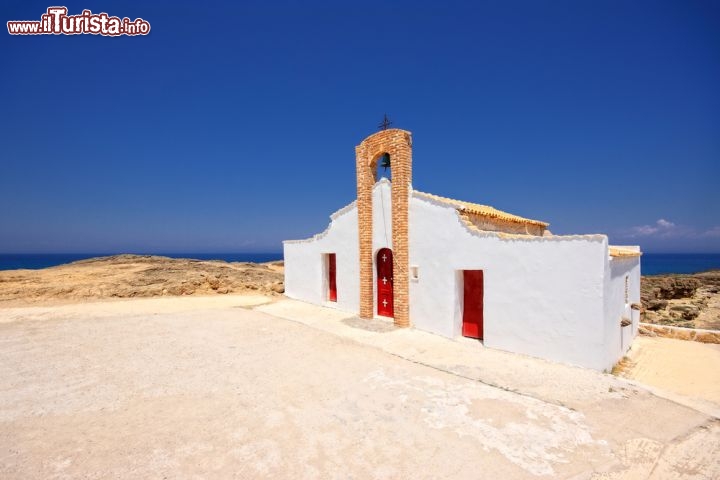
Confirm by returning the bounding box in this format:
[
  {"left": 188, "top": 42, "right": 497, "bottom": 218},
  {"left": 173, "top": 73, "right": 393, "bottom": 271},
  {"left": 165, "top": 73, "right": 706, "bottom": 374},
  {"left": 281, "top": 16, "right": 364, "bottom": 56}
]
[
  {"left": 641, "top": 276, "right": 701, "bottom": 302},
  {"left": 645, "top": 299, "right": 668, "bottom": 311},
  {"left": 206, "top": 275, "right": 221, "bottom": 290},
  {"left": 668, "top": 304, "right": 700, "bottom": 320},
  {"left": 0, "top": 255, "right": 285, "bottom": 306},
  {"left": 641, "top": 270, "right": 720, "bottom": 331}
]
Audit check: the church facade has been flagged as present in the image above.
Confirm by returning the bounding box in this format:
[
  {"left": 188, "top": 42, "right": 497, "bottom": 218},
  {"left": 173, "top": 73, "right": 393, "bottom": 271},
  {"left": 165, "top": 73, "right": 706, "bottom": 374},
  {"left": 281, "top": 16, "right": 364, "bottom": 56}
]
[{"left": 284, "top": 128, "right": 641, "bottom": 371}]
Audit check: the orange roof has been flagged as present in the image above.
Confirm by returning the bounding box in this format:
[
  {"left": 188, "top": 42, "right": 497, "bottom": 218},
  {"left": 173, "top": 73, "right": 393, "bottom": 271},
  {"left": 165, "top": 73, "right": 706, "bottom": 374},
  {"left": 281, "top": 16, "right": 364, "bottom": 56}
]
[
  {"left": 609, "top": 246, "right": 642, "bottom": 257},
  {"left": 415, "top": 191, "right": 549, "bottom": 228}
]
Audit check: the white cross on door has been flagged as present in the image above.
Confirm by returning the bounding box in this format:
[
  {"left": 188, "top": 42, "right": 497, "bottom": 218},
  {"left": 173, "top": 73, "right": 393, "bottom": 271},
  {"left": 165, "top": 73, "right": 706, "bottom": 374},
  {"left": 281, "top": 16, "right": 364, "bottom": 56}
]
[
  {"left": 382, "top": 299, "right": 388, "bottom": 307},
  {"left": 382, "top": 254, "right": 387, "bottom": 262},
  {"left": 382, "top": 276, "right": 387, "bottom": 285}
]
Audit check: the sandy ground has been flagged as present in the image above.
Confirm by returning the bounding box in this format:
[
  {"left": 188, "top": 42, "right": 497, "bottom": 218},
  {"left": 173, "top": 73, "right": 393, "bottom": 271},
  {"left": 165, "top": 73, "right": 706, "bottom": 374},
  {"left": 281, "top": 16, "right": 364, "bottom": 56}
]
[
  {"left": 618, "top": 336, "right": 720, "bottom": 406},
  {"left": 1, "top": 295, "right": 719, "bottom": 479}
]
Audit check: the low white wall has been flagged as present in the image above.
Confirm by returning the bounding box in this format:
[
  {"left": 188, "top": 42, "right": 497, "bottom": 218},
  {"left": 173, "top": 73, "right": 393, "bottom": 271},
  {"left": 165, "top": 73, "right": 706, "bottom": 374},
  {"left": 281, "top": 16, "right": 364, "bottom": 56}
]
[
  {"left": 603, "top": 255, "right": 641, "bottom": 368},
  {"left": 409, "top": 193, "right": 610, "bottom": 370}
]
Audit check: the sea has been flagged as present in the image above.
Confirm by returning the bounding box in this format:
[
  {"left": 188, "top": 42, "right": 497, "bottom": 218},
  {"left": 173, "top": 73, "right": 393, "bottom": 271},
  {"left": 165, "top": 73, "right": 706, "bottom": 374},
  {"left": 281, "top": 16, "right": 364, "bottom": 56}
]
[
  {"left": 639, "top": 253, "right": 720, "bottom": 275},
  {"left": 0, "top": 252, "right": 719, "bottom": 275}
]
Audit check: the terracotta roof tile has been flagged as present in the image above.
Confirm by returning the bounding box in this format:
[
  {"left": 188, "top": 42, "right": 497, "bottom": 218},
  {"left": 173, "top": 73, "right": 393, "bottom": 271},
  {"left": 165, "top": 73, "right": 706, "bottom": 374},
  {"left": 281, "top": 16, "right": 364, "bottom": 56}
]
[
  {"left": 415, "top": 191, "right": 550, "bottom": 227},
  {"left": 609, "top": 246, "right": 642, "bottom": 257}
]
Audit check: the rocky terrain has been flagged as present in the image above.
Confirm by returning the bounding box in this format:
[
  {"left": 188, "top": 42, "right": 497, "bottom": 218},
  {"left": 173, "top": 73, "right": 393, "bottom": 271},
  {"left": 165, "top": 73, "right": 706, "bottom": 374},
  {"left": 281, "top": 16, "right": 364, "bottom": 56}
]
[
  {"left": 0, "top": 255, "right": 284, "bottom": 307},
  {"left": 641, "top": 270, "right": 720, "bottom": 331}
]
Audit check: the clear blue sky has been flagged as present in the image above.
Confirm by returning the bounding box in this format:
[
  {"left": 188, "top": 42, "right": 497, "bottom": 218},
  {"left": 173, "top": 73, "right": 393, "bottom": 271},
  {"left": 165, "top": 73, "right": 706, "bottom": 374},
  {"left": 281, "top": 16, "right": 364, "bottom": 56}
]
[{"left": 2, "top": 0, "right": 718, "bottom": 253}]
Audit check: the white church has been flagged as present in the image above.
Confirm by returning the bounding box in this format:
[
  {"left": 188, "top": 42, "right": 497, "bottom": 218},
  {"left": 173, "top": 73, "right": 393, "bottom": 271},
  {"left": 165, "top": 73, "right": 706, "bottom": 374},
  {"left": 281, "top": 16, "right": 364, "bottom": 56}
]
[{"left": 284, "top": 128, "right": 641, "bottom": 371}]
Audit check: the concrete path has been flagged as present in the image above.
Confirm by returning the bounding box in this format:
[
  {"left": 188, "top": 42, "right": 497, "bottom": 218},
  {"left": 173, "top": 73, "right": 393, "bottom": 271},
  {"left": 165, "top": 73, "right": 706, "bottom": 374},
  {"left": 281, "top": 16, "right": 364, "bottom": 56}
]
[
  {"left": 257, "top": 300, "right": 720, "bottom": 417},
  {"left": 1, "top": 295, "right": 718, "bottom": 479}
]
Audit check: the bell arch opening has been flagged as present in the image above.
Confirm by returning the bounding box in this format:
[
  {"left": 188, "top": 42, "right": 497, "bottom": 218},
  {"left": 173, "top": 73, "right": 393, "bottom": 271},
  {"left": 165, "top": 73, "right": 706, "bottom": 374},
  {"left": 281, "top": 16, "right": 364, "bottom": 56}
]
[{"left": 374, "top": 152, "right": 392, "bottom": 182}]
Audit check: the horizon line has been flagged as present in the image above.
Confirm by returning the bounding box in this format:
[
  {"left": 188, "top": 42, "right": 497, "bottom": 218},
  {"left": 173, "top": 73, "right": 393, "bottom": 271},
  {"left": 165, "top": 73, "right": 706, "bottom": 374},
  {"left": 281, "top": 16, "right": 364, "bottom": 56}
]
[{"left": 1, "top": 251, "right": 719, "bottom": 256}]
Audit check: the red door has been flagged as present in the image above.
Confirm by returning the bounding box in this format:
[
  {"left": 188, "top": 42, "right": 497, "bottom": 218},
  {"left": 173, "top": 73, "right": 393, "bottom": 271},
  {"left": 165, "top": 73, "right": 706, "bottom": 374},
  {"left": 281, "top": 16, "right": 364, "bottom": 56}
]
[
  {"left": 462, "top": 270, "right": 484, "bottom": 339},
  {"left": 376, "top": 248, "right": 393, "bottom": 317},
  {"left": 328, "top": 253, "right": 337, "bottom": 302}
]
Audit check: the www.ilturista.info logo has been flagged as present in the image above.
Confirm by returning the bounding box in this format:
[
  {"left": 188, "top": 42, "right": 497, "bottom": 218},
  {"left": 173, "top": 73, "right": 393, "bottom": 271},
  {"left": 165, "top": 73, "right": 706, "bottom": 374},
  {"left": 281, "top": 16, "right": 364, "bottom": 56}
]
[{"left": 7, "top": 7, "right": 150, "bottom": 36}]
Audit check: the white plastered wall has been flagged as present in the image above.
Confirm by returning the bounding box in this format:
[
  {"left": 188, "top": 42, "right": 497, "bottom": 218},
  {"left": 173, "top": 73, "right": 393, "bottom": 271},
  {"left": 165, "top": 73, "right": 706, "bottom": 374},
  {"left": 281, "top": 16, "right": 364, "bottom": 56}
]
[
  {"left": 283, "top": 200, "right": 360, "bottom": 312},
  {"left": 409, "top": 193, "right": 612, "bottom": 370},
  {"left": 603, "top": 253, "right": 641, "bottom": 369},
  {"left": 283, "top": 179, "right": 393, "bottom": 315},
  {"left": 371, "top": 179, "right": 394, "bottom": 316}
]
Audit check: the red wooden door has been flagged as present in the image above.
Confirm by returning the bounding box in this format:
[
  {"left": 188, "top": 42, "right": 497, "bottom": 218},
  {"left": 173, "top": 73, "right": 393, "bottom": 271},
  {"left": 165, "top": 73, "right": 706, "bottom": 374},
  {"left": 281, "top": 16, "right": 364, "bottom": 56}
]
[
  {"left": 462, "top": 270, "right": 484, "bottom": 339},
  {"left": 376, "top": 248, "right": 393, "bottom": 317},
  {"left": 328, "top": 253, "right": 337, "bottom": 302}
]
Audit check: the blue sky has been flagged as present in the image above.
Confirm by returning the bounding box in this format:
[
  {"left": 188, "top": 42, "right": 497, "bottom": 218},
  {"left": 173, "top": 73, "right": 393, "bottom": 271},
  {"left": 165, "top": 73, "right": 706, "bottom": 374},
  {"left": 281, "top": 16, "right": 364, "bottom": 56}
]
[{"left": 1, "top": 0, "right": 718, "bottom": 253}]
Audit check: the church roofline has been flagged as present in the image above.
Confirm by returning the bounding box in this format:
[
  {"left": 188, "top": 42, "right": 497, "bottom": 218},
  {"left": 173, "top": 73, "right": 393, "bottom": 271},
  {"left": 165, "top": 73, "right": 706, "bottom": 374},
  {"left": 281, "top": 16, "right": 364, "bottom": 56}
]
[
  {"left": 609, "top": 246, "right": 643, "bottom": 257},
  {"left": 413, "top": 190, "right": 550, "bottom": 228}
]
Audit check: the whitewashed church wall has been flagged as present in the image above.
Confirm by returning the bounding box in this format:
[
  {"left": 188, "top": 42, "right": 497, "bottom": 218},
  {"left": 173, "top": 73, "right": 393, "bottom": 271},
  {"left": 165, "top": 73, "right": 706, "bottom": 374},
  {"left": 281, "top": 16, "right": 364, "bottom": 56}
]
[
  {"left": 409, "top": 193, "right": 611, "bottom": 370},
  {"left": 283, "top": 180, "right": 394, "bottom": 315},
  {"left": 603, "top": 255, "right": 641, "bottom": 370},
  {"left": 371, "top": 179, "right": 394, "bottom": 315},
  {"left": 284, "top": 183, "right": 633, "bottom": 370},
  {"left": 283, "top": 201, "right": 360, "bottom": 313},
  {"left": 372, "top": 179, "right": 394, "bottom": 252}
]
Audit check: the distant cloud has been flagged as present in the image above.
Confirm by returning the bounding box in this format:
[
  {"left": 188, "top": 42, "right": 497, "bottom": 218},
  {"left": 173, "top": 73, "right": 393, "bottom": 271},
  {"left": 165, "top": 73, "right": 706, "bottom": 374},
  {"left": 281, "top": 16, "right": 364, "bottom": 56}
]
[
  {"left": 703, "top": 226, "right": 720, "bottom": 238},
  {"left": 627, "top": 219, "right": 720, "bottom": 240},
  {"left": 631, "top": 224, "right": 660, "bottom": 236},
  {"left": 628, "top": 218, "right": 678, "bottom": 237}
]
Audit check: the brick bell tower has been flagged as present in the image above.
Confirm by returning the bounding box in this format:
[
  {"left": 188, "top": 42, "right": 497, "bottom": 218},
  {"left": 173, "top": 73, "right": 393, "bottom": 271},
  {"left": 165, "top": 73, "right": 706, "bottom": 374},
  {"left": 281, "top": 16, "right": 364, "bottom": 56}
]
[{"left": 355, "top": 128, "right": 412, "bottom": 327}]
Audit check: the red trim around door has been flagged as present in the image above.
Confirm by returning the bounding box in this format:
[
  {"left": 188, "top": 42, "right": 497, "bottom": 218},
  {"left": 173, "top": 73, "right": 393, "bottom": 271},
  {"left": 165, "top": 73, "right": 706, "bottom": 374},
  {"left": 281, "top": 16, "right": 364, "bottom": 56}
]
[
  {"left": 328, "top": 253, "right": 337, "bottom": 302},
  {"left": 376, "top": 248, "right": 394, "bottom": 317},
  {"left": 462, "top": 270, "right": 483, "bottom": 339}
]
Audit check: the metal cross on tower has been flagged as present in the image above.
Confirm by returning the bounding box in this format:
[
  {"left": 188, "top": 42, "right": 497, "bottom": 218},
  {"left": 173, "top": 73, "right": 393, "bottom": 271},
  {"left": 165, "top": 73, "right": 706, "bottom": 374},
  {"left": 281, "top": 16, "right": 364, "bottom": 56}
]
[{"left": 378, "top": 114, "right": 392, "bottom": 130}]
